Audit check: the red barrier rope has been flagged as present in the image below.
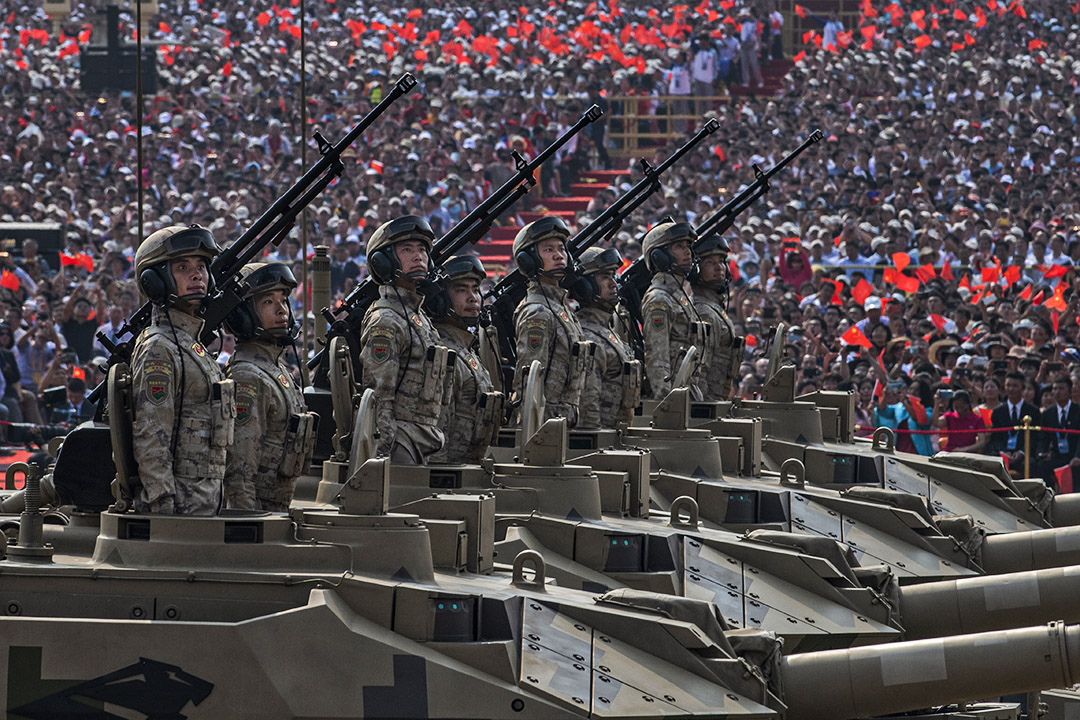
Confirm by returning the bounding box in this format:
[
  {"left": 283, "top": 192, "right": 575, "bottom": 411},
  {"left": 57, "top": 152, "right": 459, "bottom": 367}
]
[{"left": 854, "top": 424, "right": 1080, "bottom": 435}]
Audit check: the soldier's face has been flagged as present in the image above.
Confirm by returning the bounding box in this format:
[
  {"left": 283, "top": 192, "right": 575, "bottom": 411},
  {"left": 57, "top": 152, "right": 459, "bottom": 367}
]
[
  {"left": 536, "top": 239, "right": 567, "bottom": 272},
  {"left": 169, "top": 255, "right": 209, "bottom": 297},
  {"left": 698, "top": 254, "right": 727, "bottom": 284},
  {"left": 669, "top": 240, "right": 693, "bottom": 267},
  {"left": 255, "top": 289, "right": 290, "bottom": 330},
  {"left": 595, "top": 269, "right": 617, "bottom": 301},
  {"left": 394, "top": 240, "right": 430, "bottom": 277},
  {"left": 449, "top": 278, "right": 482, "bottom": 319}
]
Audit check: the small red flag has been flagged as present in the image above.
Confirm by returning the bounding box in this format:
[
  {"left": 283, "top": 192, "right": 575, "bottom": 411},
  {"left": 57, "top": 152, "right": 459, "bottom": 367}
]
[
  {"left": 896, "top": 273, "right": 920, "bottom": 293},
  {"left": 883, "top": 267, "right": 899, "bottom": 285},
  {"left": 913, "top": 34, "right": 932, "bottom": 50},
  {"left": 795, "top": 3, "right": 807, "bottom": 16},
  {"left": 745, "top": 335, "right": 758, "bottom": 347},
  {"left": 222, "top": 60, "right": 233, "bottom": 77},
  {"left": 940, "top": 261, "right": 954, "bottom": 281},
  {"left": 1004, "top": 265, "right": 1021, "bottom": 285},
  {"left": 908, "top": 395, "right": 928, "bottom": 425},
  {"left": 0, "top": 271, "right": 19, "bottom": 291},
  {"left": 407, "top": 7, "right": 423, "bottom": 19},
  {"left": 965, "top": 31, "right": 976, "bottom": 44},
  {"left": 1056, "top": 465, "right": 1074, "bottom": 493},
  {"left": 841, "top": 325, "right": 873, "bottom": 349},
  {"left": 976, "top": 406, "right": 993, "bottom": 426},
  {"left": 1000, "top": 452, "right": 1011, "bottom": 470},
  {"left": 72, "top": 366, "right": 86, "bottom": 380},
  {"left": 793, "top": 50, "right": 806, "bottom": 63},
  {"left": 853, "top": 279, "right": 874, "bottom": 306},
  {"left": 915, "top": 263, "right": 937, "bottom": 283},
  {"left": 1052, "top": 311, "right": 1061, "bottom": 334},
  {"left": 1019, "top": 285, "right": 1033, "bottom": 301},
  {"left": 892, "top": 252, "right": 911, "bottom": 271},
  {"left": 1044, "top": 264, "right": 1068, "bottom": 280},
  {"left": 1033, "top": 290, "right": 1045, "bottom": 306},
  {"left": 980, "top": 266, "right": 1000, "bottom": 284}
]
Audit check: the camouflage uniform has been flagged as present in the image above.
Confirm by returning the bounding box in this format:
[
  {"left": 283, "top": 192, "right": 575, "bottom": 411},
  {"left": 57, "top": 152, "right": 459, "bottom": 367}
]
[
  {"left": 431, "top": 321, "right": 502, "bottom": 464},
  {"left": 578, "top": 305, "right": 641, "bottom": 428},
  {"left": 131, "top": 306, "right": 235, "bottom": 515},
  {"left": 360, "top": 285, "right": 451, "bottom": 463},
  {"left": 641, "top": 273, "right": 709, "bottom": 399},
  {"left": 693, "top": 286, "right": 740, "bottom": 400},
  {"left": 224, "top": 342, "right": 315, "bottom": 511},
  {"left": 513, "top": 280, "right": 589, "bottom": 426}
]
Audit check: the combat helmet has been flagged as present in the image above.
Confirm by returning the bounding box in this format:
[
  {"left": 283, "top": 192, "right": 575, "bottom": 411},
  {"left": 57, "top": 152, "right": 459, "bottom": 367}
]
[
  {"left": 571, "top": 246, "right": 623, "bottom": 308},
  {"left": 366, "top": 215, "right": 436, "bottom": 284},
  {"left": 642, "top": 221, "right": 696, "bottom": 273},
  {"left": 425, "top": 255, "right": 487, "bottom": 321},
  {"left": 688, "top": 233, "right": 731, "bottom": 287},
  {"left": 224, "top": 262, "right": 299, "bottom": 345},
  {"left": 135, "top": 224, "right": 220, "bottom": 305},
  {"left": 512, "top": 216, "right": 572, "bottom": 278}
]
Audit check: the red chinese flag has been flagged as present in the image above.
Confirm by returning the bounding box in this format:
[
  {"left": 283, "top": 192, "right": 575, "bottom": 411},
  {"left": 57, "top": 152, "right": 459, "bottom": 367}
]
[
  {"left": 1003, "top": 265, "right": 1021, "bottom": 285},
  {"left": 841, "top": 325, "right": 873, "bottom": 349},
  {"left": 1033, "top": 290, "right": 1045, "bottom": 306},
  {"left": 892, "top": 252, "right": 911, "bottom": 271},
  {"left": 60, "top": 252, "right": 77, "bottom": 267},
  {"left": 407, "top": 7, "right": 422, "bottom": 19},
  {"left": 940, "top": 261, "right": 954, "bottom": 281},
  {"left": 977, "top": 406, "right": 993, "bottom": 426},
  {"left": 77, "top": 253, "right": 94, "bottom": 273},
  {"left": 883, "top": 267, "right": 899, "bottom": 285},
  {"left": 916, "top": 263, "right": 937, "bottom": 283},
  {"left": 222, "top": 60, "right": 232, "bottom": 77},
  {"left": 908, "top": 395, "right": 928, "bottom": 425},
  {"left": 793, "top": 50, "right": 806, "bottom": 63},
  {"left": 745, "top": 335, "right": 758, "bottom": 347},
  {"left": 72, "top": 366, "right": 86, "bottom": 380},
  {"left": 913, "top": 34, "right": 932, "bottom": 50},
  {"left": 1044, "top": 264, "right": 1067, "bottom": 280},
  {"left": 1047, "top": 284, "right": 1069, "bottom": 312},
  {"left": 1028, "top": 38, "right": 1045, "bottom": 51},
  {"left": 950, "top": 42, "right": 966, "bottom": 51},
  {"left": 930, "top": 313, "right": 948, "bottom": 331},
  {"left": 1052, "top": 310, "right": 1060, "bottom": 334},
  {"left": 1055, "top": 465, "right": 1074, "bottom": 493},
  {"left": 1019, "top": 284, "right": 1033, "bottom": 300},
  {"left": 965, "top": 31, "right": 976, "bottom": 44},
  {"left": 853, "top": 279, "right": 873, "bottom": 305},
  {"left": 980, "top": 266, "right": 1000, "bottom": 284},
  {"left": 0, "top": 271, "right": 19, "bottom": 291},
  {"left": 795, "top": 3, "right": 807, "bottom": 16},
  {"left": 896, "top": 273, "right": 920, "bottom": 293},
  {"left": 860, "top": 25, "right": 876, "bottom": 39}
]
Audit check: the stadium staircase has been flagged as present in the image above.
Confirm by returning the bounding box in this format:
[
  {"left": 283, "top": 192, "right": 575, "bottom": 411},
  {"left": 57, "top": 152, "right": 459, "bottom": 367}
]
[
  {"left": 728, "top": 58, "right": 794, "bottom": 98},
  {"left": 475, "top": 163, "right": 632, "bottom": 269}
]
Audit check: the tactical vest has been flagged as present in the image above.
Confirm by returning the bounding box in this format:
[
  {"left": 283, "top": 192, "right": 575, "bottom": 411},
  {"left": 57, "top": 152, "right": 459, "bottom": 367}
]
[
  {"left": 432, "top": 321, "right": 504, "bottom": 464},
  {"left": 693, "top": 285, "right": 741, "bottom": 400},
  {"left": 578, "top": 305, "right": 641, "bottom": 427},
  {"left": 641, "top": 273, "right": 710, "bottom": 399}
]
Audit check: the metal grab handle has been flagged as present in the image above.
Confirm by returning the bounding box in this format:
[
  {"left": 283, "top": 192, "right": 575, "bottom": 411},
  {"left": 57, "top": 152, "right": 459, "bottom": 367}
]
[
  {"left": 512, "top": 550, "right": 547, "bottom": 588},
  {"left": 780, "top": 458, "right": 806, "bottom": 487},
  {"left": 669, "top": 496, "right": 699, "bottom": 528},
  {"left": 872, "top": 426, "right": 896, "bottom": 452}
]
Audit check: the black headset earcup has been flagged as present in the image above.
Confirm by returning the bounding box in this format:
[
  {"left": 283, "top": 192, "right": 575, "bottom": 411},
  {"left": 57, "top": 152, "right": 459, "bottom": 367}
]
[
  {"left": 369, "top": 248, "right": 397, "bottom": 284},
  {"left": 516, "top": 249, "right": 540, "bottom": 278},
  {"left": 687, "top": 265, "right": 700, "bottom": 284},
  {"left": 568, "top": 276, "right": 596, "bottom": 304},
  {"left": 224, "top": 303, "right": 257, "bottom": 341},
  {"left": 648, "top": 248, "right": 673, "bottom": 273},
  {"left": 422, "top": 287, "right": 450, "bottom": 318},
  {"left": 139, "top": 265, "right": 171, "bottom": 304}
]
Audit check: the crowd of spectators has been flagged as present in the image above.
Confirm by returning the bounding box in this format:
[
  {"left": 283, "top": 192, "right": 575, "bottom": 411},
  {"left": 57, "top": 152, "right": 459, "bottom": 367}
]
[{"left": 0, "top": 0, "right": 1079, "bottom": 486}]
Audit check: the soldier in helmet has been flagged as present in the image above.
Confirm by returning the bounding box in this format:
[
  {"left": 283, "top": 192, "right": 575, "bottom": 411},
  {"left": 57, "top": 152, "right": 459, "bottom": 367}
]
[
  {"left": 690, "top": 235, "right": 741, "bottom": 400},
  {"left": 427, "top": 256, "right": 504, "bottom": 464},
  {"left": 223, "top": 263, "right": 317, "bottom": 511},
  {"left": 511, "top": 216, "right": 591, "bottom": 426},
  {"left": 573, "top": 246, "right": 641, "bottom": 428},
  {"left": 640, "top": 221, "right": 710, "bottom": 399},
  {"left": 130, "top": 225, "right": 235, "bottom": 515},
  {"left": 360, "top": 215, "right": 452, "bottom": 464}
]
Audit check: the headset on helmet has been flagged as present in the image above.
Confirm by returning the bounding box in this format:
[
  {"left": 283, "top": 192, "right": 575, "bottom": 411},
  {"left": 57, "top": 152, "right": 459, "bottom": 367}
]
[
  {"left": 642, "top": 221, "right": 697, "bottom": 274},
  {"left": 688, "top": 234, "right": 731, "bottom": 285},
  {"left": 366, "top": 215, "right": 437, "bottom": 285},
  {"left": 424, "top": 255, "right": 487, "bottom": 320},
  {"left": 224, "top": 263, "right": 300, "bottom": 345},
  {"left": 135, "top": 225, "right": 220, "bottom": 306},
  {"left": 513, "top": 216, "right": 573, "bottom": 279},
  {"left": 570, "top": 246, "right": 623, "bottom": 306}
]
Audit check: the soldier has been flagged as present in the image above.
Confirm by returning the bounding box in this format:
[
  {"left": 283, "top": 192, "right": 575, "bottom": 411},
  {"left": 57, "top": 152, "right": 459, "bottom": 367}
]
[
  {"left": 690, "top": 234, "right": 742, "bottom": 400},
  {"left": 223, "top": 263, "right": 317, "bottom": 511},
  {"left": 359, "top": 216, "right": 453, "bottom": 464},
  {"left": 573, "top": 246, "right": 641, "bottom": 428},
  {"left": 640, "top": 221, "right": 710, "bottom": 399},
  {"left": 130, "top": 225, "right": 235, "bottom": 515},
  {"left": 428, "top": 256, "right": 504, "bottom": 464},
  {"left": 511, "top": 217, "right": 591, "bottom": 426}
]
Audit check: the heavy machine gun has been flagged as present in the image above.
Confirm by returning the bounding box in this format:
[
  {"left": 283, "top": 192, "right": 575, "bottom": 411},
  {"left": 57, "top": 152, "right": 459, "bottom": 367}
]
[
  {"left": 617, "top": 128, "right": 825, "bottom": 361},
  {"left": 88, "top": 72, "right": 419, "bottom": 404},
  {"left": 485, "top": 118, "right": 721, "bottom": 386}
]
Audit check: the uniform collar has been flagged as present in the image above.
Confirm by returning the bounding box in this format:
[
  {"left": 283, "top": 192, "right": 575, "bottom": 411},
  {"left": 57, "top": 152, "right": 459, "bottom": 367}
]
[
  {"left": 236, "top": 340, "right": 285, "bottom": 364},
  {"left": 154, "top": 305, "right": 205, "bottom": 339},
  {"left": 578, "top": 305, "right": 613, "bottom": 324},
  {"left": 433, "top": 320, "right": 474, "bottom": 348},
  {"left": 528, "top": 279, "right": 570, "bottom": 303},
  {"left": 380, "top": 283, "right": 424, "bottom": 309},
  {"left": 653, "top": 272, "right": 687, "bottom": 291},
  {"left": 693, "top": 284, "right": 724, "bottom": 304}
]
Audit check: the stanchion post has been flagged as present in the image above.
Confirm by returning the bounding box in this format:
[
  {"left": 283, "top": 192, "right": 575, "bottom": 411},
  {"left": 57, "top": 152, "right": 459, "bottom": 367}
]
[{"left": 1022, "top": 415, "right": 1032, "bottom": 479}]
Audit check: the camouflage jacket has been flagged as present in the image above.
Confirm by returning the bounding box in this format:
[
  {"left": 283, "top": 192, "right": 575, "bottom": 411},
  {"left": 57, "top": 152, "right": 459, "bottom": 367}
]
[
  {"left": 359, "top": 284, "right": 451, "bottom": 464},
  {"left": 512, "top": 280, "right": 589, "bottom": 427},
  {"left": 577, "top": 305, "right": 641, "bottom": 428},
  {"left": 692, "top": 285, "right": 739, "bottom": 400},
  {"left": 224, "top": 341, "right": 315, "bottom": 512},
  {"left": 130, "top": 306, "right": 235, "bottom": 515},
  {"left": 641, "top": 272, "right": 709, "bottom": 399},
  {"left": 431, "top": 320, "right": 503, "bottom": 464}
]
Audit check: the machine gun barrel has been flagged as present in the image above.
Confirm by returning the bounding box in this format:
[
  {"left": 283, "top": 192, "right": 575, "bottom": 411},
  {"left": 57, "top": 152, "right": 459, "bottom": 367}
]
[
  {"left": 307, "top": 104, "right": 603, "bottom": 374},
  {"left": 487, "top": 119, "right": 720, "bottom": 373},
  {"left": 783, "top": 621, "right": 1080, "bottom": 720},
  {"left": 694, "top": 128, "right": 823, "bottom": 239},
  {"left": 88, "top": 72, "right": 417, "bottom": 404}
]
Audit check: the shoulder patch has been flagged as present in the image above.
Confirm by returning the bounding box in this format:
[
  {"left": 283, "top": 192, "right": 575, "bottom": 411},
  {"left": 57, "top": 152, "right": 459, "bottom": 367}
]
[
  {"left": 467, "top": 355, "right": 480, "bottom": 371},
  {"left": 608, "top": 331, "right": 620, "bottom": 345},
  {"left": 368, "top": 325, "right": 396, "bottom": 340},
  {"left": 526, "top": 328, "right": 545, "bottom": 351},
  {"left": 525, "top": 317, "right": 549, "bottom": 330},
  {"left": 235, "top": 382, "right": 256, "bottom": 425},
  {"left": 370, "top": 337, "right": 393, "bottom": 363},
  {"left": 277, "top": 372, "right": 291, "bottom": 388},
  {"left": 191, "top": 342, "right": 207, "bottom": 357},
  {"left": 557, "top": 310, "right": 570, "bottom": 323},
  {"left": 410, "top": 314, "right": 424, "bottom": 328},
  {"left": 679, "top": 296, "right": 690, "bottom": 307},
  {"left": 649, "top": 310, "right": 667, "bottom": 329},
  {"left": 144, "top": 359, "right": 173, "bottom": 406}
]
